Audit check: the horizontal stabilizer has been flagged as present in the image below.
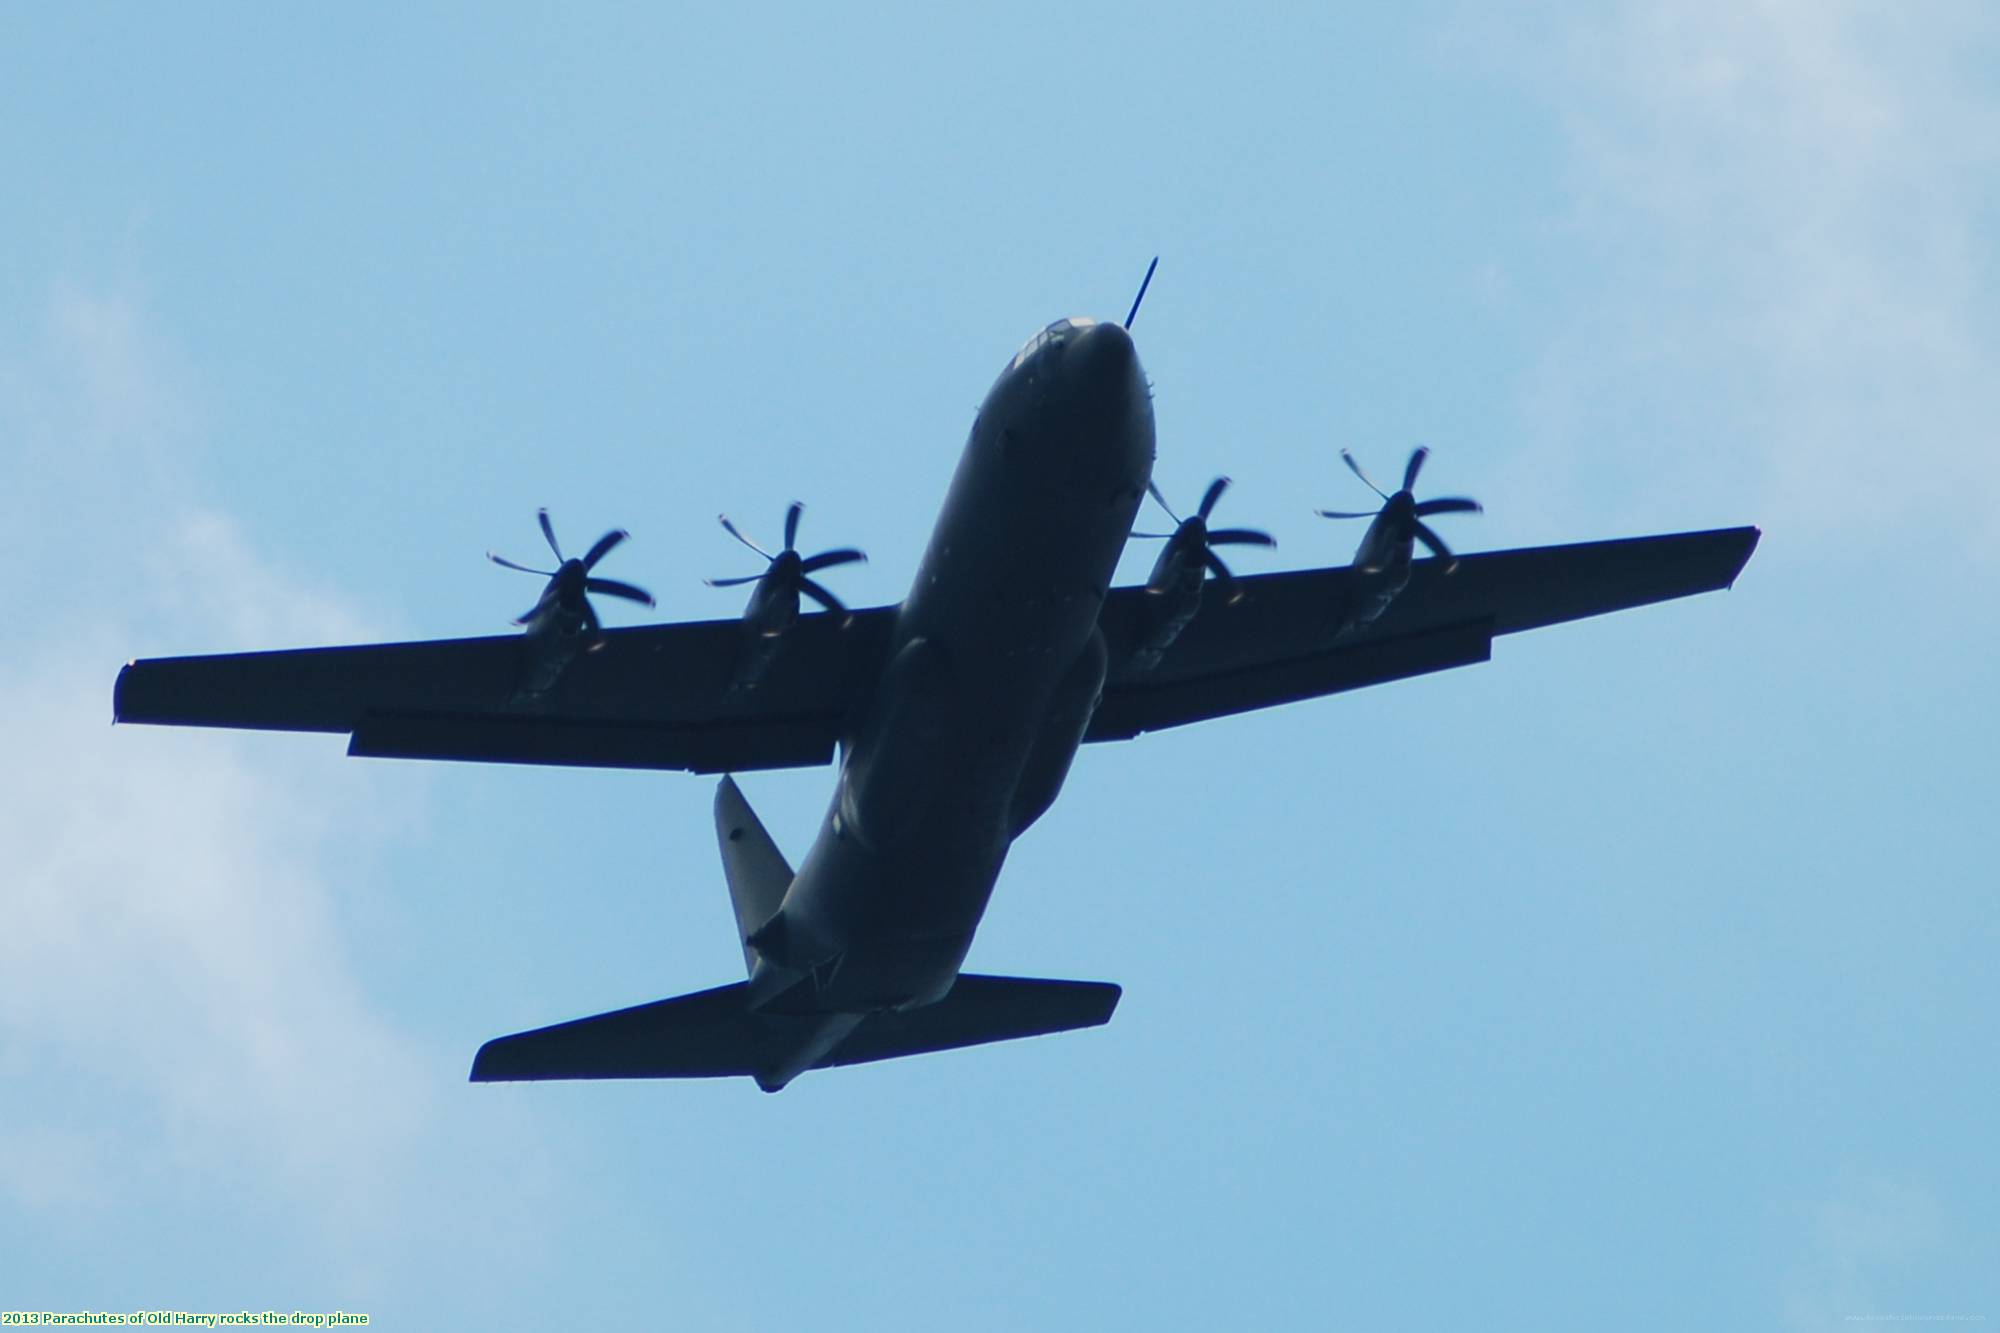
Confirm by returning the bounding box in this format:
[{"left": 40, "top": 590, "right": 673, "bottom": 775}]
[{"left": 470, "top": 974, "right": 1120, "bottom": 1085}]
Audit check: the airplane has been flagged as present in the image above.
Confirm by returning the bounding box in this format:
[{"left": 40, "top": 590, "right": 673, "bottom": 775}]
[{"left": 112, "top": 272, "right": 1759, "bottom": 1092}]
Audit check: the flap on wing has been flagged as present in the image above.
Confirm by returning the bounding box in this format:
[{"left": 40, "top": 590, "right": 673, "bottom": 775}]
[
  {"left": 1087, "top": 619, "right": 1492, "bottom": 742},
  {"left": 349, "top": 709, "right": 835, "bottom": 774}
]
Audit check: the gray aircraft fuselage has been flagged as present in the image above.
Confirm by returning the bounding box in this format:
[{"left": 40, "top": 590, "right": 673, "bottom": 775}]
[{"left": 744, "top": 318, "right": 1153, "bottom": 1077}]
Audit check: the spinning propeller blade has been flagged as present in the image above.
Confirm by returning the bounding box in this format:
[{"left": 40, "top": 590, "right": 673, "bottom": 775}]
[
  {"left": 1317, "top": 446, "right": 1480, "bottom": 571},
  {"left": 585, "top": 577, "right": 654, "bottom": 607},
  {"left": 709, "top": 502, "right": 867, "bottom": 629},
  {"left": 1402, "top": 446, "right": 1429, "bottom": 492},
  {"left": 581, "top": 529, "right": 628, "bottom": 571},
  {"left": 1341, "top": 449, "right": 1388, "bottom": 500},
  {"left": 1143, "top": 474, "right": 1274, "bottom": 596},
  {"left": 719, "top": 515, "right": 772, "bottom": 559},
  {"left": 491, "top": 509, "right": 653, "bottom": 632}
]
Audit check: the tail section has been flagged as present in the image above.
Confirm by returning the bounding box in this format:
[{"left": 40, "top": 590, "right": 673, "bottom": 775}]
[
  {"left": 469, "top": 973, "right": 1122, "bottom": 1092},
  {"left": 714, "top": 775, "right": 792, "bottom": 974},
  {"left": 472, "top": 776, "right": 1121, "bottom": 1091}
]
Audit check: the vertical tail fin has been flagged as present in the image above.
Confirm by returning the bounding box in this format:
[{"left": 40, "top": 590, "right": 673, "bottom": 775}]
[{"left": 714, "top": 776, "right": 793, "bottom": 975}]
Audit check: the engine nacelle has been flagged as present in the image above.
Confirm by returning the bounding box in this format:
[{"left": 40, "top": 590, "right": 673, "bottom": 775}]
[
  {"left": 726, "top": 573, "right": 801, "bottom": 693},
  {"left": 1335, "top": 539, "right": 1414, "bottom": 638}
]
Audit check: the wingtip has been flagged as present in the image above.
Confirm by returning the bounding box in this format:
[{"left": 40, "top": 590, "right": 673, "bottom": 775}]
[
  {"left": 468, "top": 1039, "right": 509, "bottom": 1083},
  {"left": 1077, "top": 980, "right": 1123, "bottom": 1028},
  {"left": 111, "top": 660, "right": 138, "bottom": 724},
  {"left": 1725, "top": 524, "right": 1763, "bottom": 588}
]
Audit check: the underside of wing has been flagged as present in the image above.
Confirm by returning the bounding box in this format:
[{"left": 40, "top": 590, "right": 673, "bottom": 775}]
[
  {"left": 1089, "top": 525, "right": 1758, "bottom": 740},
  {"left": 113, "top": 607, "right": 896, "bottom": 773}
]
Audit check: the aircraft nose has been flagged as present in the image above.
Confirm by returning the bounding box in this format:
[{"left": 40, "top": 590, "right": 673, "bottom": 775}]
[
  {"left": 1051, "top": 320, "right": 1151, "bottom": 497},
  {"left": 1064, "top": 320, "right": 1137, "bottom": 390}
]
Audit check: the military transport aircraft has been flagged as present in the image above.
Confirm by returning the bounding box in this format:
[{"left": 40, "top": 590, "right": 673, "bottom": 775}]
[{"left": 113, "top": 284, "right": 1758, "bottom": 1092}]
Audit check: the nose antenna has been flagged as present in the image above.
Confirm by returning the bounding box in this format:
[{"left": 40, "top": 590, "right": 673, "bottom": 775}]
[{"left": 1123, "top": 256, "right": 1159, "bottom": 330}]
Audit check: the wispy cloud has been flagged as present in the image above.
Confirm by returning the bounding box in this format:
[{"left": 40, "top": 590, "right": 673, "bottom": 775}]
[
  {"left": 4, "top": 636, "right": 432, "bottom": 1210},
  {"left": 1466, "top": 0, "right": 2000, "bottom": 557},
  {"left": 3, "top": 283, "right": 200, "bottom": 551},
  {"left": 1781, "top": 1173, "right": 1953, "bottom": 1330},
  {"left": 0, "top": 286, "right": 452, "bottom": 1247}
]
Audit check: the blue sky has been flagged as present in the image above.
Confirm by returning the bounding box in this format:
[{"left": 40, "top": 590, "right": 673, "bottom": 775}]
[{"left": 5, "top": 3, "right": 1996, "bottom": 1328}]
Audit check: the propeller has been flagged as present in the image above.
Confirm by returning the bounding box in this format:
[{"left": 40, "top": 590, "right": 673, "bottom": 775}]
[
  {"left": 1316, "top": 446, "right": 1481, "bottom": 572},
  {"left": 706, "top": 501, "right": 867, "bottom": 625},
  {"left": 1133, "top": 475, "right": 1275, "bottom": 604},
  {"left": 487, "top": 507, "right": 655, "bottom": 638}
]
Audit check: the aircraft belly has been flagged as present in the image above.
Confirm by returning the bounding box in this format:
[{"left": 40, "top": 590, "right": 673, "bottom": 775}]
[
  {"left": 763, "top": 318, "right": 1154, "bottom": 1017},
  {"left": 835, "top": 387, "right": 1143, "bottom": 857}
]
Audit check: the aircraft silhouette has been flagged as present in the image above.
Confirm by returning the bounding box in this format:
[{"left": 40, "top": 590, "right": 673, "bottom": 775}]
[{"left": 113, "top": 269, "right": 1757, "bottom": 1091}]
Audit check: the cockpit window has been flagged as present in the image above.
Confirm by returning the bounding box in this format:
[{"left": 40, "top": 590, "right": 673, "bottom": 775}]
[{"left": 1008, "top": 316, "right": 1100, "bottom": 373}]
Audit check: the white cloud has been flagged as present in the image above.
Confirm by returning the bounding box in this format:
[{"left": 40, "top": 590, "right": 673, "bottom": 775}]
[
  {"left": 3, "top": 283, "right": 200, "bottom": 543},
  {"left": 3, "top": 638, "right": 432, "bottom": 1211},
  {"left": 0, "top": 287, "right": 440, "bottom": 1235},
  {"left": 144, "top": 508, "right": 383, "bottom": 650},
  {"left": 1470, "top": 0, "right": 2000, "bottom": 557},
  {"left": 1781, "top": 1173, "right": 1953, "bottom": 1330}
]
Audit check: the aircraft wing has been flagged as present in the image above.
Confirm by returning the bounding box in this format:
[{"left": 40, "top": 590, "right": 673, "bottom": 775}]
[
  {"left": 116, "top": 527, "right": 1757, "bottom": 768},
  {"left": 1086, "top": 526, "right": 1759, "bottom": 742},
  {"left": 113, "top": 608, "right": 897, "bottom": 773}
]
